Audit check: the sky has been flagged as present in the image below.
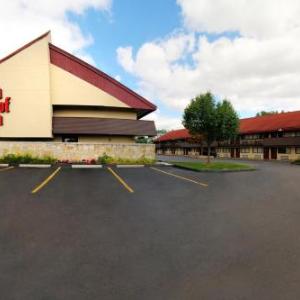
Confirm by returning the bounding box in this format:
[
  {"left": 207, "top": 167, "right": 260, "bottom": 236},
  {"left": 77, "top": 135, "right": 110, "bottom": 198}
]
[{"left": 1, "top": 0, "right": 300, "bottom": 130}]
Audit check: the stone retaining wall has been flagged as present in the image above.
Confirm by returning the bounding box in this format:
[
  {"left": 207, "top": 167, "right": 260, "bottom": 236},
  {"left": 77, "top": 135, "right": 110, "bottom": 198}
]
[{"left": 0, "top": 142, "right": 155, "bottom": 161}]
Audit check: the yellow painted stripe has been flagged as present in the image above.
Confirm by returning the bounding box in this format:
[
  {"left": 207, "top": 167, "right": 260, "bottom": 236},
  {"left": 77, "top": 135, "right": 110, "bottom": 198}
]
[
  {"left": 150, "top": 167, "right": 208, "bottom": 187},
  {"left": 31, "top": 167, "right": 61, "bottom": 194},
  {"left": 107, "top": 167, "right": 134, "bottom": 193},
  {"left": 0, "top": 166, "right": 14, "bottom": 172}
]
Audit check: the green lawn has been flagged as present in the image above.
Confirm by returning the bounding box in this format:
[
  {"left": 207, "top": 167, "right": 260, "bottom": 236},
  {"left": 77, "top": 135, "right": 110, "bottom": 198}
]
[{"left": 172, "top": 161, "right": 255, "bottom": 171}]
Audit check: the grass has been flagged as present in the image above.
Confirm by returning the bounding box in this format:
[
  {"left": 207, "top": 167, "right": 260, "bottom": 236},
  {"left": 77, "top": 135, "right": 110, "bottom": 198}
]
[
  {"left": 97, "top": 153, "right": 155, "bottom": 165},
  {"left": 172, "top": 161, "right": 255, "bottom": 172},
  {"left": 0, "top": 154, "right": 57, "bottom": 164}
]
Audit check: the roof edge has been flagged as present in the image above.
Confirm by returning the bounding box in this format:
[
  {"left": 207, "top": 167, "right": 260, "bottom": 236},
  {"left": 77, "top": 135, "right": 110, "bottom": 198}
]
[
  {"left": 0, "top": 31, "right": 51, "bottom": 64},
  {"left": 240, "top": 110, "right": 300, "bottom": 121},
  {"left": 49, "top": 43, "right": 157, "bottom": 114}
]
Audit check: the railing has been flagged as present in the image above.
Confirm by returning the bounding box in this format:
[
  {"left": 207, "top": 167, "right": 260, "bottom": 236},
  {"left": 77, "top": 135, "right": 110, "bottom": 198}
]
[
  {"left": 156, "top": 142, "right": 203, "bottom": 149},
  {"left": 240, "top": 139, "right": 263, "bottom": 146},
  {"left": 218, "top": 139, "right": 263, "bottom": 146}
]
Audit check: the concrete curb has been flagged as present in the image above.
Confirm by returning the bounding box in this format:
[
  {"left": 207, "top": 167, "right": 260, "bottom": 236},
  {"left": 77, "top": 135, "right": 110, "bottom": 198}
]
[
  {"left": 173, "top": 165, "right": 257, "bottom": 173},
  {"left": 156, "top": 162, "right": 173, "bottom": 166},
  {"left": 71, "top": 165, "right": 103, "bottom": 169},
  {"left": 18, "top": 164, "right": 52, "bottom": 168},
  {"left": 0, "top": 164, "right": 9, "bottom": 167},
  {"left": 116, "top": 165, "right": 145, "bottom": 168}
]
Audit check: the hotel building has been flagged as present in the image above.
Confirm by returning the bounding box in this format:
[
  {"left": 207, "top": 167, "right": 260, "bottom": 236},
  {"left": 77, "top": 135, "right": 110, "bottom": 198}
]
[
  {"left": 155, "top": 111, "right": 300, "bottom": 161},
  {"left": 0, "top": 32, "right": 157, "bottom": 160}
]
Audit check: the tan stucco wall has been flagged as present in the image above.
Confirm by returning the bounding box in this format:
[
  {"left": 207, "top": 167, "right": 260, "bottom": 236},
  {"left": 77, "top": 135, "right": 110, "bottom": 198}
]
[
  {"left": 50, "top": 65, "right": 129, "bottom": 108},
  {"left": 79, "top": 136, "right": 134, "bottom": 143},
  {"left": 53, "top": 135, "right": 134, "bottom": 143},
  {"left": 240, "top": 153, "right": 264, "bottom": 160},
  {"left": 0, "top": 35, "right": 52, "bottom": 138},
  {"left": 217, "top": 151, "right": 231, "bottom": 158},
  {"left": 277, "top": 147, "right": 300, "bottom": 161},
  {"left": 53, "top": 108, "right": 137, "bottom": 120},
  {"left": 0, "top": 141, "right": 155, "bottom": 161},
  {"left": 217, "top": 146, "right": 300, "bottom": 160}
]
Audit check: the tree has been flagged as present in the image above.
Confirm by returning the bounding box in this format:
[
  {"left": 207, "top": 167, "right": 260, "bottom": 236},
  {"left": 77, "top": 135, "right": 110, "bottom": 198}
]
[
  {"left": 135, "top": 136, "right": 149, "bottom": 144},
  {"left": 256, "top": 110, "right": 279, "bottom": 117},
  {"left": 215, "top": 100, "right": 239, "bottom": 142},
  {"left": 157, "top": 129, "right": 167, "bottom": 136},
  {"left": 183, "top": 92, "right": 239, "bottom": 163}
]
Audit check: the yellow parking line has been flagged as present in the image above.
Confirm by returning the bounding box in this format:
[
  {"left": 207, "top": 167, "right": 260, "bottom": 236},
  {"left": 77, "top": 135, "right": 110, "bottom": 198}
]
[
  {"left": 150, "top": 167, "right": 208, "bottom": 187},
  {"left": 0, "top": 166, "right": 14, "bottom": 172},
  {"left": 31, "top": 167, "right": 61, "bottom": 194},
  {"left": 107, "top": 167, "right": 134, "bottom": 193}
]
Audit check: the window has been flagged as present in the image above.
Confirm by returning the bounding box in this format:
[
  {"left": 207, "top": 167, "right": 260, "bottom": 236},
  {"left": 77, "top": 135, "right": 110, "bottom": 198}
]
[
  {"left": 62, "top": 135, "right": 78, "bottom": 143},
  {"left": 284, "top": 132, "right": 295, "bottom": 137},
  {"left": 253, "top": 147, "right": 263, "bottom": 153},
  {"left": 260, "top": 133, "right": 269, "bottom": 139},
  {"left": 278, "top": 147, "right": 291, "bottom": 154},
  {"left": 220, "top": 148, "right": 229, "bottom": 153},
  {"left": 296, "top": 147, "right": 300, "bottom": 154},
  {"left": 241, "top": 147, "right": 250, "bottom": 153},
  {"left": 278, "top": 131, "right": 284, "bottom": 138},
  {"left": 271, "top": 132, "right": 277, "bottom": 138}
]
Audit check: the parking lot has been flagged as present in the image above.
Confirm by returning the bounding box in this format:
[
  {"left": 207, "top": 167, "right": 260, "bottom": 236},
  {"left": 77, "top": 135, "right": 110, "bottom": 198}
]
[{"left": 0, "top": 161, "right": 300, "bottom": 300}]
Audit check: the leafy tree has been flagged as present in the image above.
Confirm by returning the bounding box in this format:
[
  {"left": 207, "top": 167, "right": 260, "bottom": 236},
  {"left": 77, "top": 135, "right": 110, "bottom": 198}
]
[
  {"left": 256, "top": 110, "right": 280, "bottom": 117},
  {"left": 216, "top": 100, "right": 239, "bottom": 141},
  {"left": 135, "top": 136, "right": 151, "bottom": 144},
  {"left": 157, "top": 129, "right": 167, "bottom": 136},
  {"left": 183, "top": 92, "right": 239, "bottom": 163}
]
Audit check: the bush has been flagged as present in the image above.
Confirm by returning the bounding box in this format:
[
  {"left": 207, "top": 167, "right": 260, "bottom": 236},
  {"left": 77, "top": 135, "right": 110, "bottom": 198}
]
[
  {"left": 97, "top": 154, "right": 155, "bottom": 165},
  {"left": 97, "top": 153, "right": 114, "bottom": 164},
  {"left": 0, "top": 154, "right": 57, "bottom": 164},
  {"left": 292, "top": 159, "right": 300, "bottom": 165}
]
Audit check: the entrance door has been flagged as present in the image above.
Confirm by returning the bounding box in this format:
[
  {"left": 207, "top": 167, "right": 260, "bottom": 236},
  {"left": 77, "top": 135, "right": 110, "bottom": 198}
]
[
  {"left": 231, "top": 148, "right": 235, "bottom": 158},
  {"left": 264, "top": 147, "right": 269, "bottom": 160},
  {"left": 271, "top": 148, "right": 277, "bottom": 160},
  {"left": 236, "top": 148, "right": 240, "bottom": 158}
]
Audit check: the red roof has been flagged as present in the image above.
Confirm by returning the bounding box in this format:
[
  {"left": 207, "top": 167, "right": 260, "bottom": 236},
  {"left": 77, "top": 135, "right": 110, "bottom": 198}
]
[
  {"left": 0, "top": 32, "right": 156, "bottom": 119},
  {"left": 157, "top": 129, "right": 190, "bottom": 142},
  {"left": 157, "top": 111, "right": 300, "bottom": 142},
  {"left": 240, "top": 111, "right": 300, "bottom": 134},
  {"left": 49, "top": 44, "right": 156, "bottom": 118}
]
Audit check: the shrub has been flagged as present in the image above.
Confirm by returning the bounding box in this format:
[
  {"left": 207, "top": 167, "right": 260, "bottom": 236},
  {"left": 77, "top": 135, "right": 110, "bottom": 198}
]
[
  {"left": 97, "top": 154, "right": 155, "bottom": 165},
  {"left": 97, "top": 153, "right": 113, "bottom": 164},
  {"left": 0, "top": 154, "right": 57, "bottom": 164},
  {"left": 292, "top": 159, "right": 300, "bottom": 165}
]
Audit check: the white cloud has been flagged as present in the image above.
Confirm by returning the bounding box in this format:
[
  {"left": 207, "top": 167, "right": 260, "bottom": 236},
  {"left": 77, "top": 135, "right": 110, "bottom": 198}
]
[
  {"left": 177, "top": 0, "right": 300, "bottom": 39},
  {"left": 117, "top": 0, "right": 300, "bottom": 119},
  {"left": 116, "top": 47, "right": 135, "bottom": 72},
  {"left": 0, "top": 0, "right": 112, "bottom": 63},
  {"left": 142, "top": 110, "right": 183, "bottom": 131},
  {"left": 114, "top": 75, "right": 121, "bottom": 81}
]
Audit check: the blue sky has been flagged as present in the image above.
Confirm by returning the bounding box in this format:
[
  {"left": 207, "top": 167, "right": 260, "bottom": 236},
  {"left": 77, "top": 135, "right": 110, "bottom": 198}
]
[
  {"left": 2, "top": 0, "right": 300, "bottom": 130},
  {"left": 68, "top": 0, "right": 184, "bottom": 129},
  {"left": 70, "top": 0, "right": 180, "bottom": 83},
  {"left": 68, "top": 1, "right": 243, "bottom": 129}
]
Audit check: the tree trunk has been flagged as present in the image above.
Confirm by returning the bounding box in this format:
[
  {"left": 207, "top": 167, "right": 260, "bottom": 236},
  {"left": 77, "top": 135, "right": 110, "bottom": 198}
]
[{"left": 207, "top": 144, "right": 211, "bottom": 164}]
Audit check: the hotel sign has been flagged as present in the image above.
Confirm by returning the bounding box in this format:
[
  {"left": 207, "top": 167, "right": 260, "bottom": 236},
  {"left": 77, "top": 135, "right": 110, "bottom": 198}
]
[{"left": 0, "top": 88, "right": 11, "bottom": 126}]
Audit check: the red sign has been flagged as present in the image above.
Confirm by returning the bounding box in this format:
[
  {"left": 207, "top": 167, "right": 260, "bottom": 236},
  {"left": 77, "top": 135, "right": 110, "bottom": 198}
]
[{"left": 0, "top": 88, "right": 11, "bottom": 126}]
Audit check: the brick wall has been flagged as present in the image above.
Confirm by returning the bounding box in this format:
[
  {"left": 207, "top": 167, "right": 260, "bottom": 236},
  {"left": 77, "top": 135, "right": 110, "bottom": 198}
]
[{"left": 0, "top": 142, "right": 155, "bottom": 161}]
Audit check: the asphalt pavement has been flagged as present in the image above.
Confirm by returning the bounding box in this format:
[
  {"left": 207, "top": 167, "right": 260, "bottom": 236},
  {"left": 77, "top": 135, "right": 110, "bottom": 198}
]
[{"left": 0, "top": 162, "right": 299, "bottom": 300}]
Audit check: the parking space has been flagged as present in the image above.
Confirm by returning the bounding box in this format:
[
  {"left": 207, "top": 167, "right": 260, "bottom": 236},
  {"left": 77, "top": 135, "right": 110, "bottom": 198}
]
[{"left": 0, "top": 163, "right": 300, "bottom": 299}]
